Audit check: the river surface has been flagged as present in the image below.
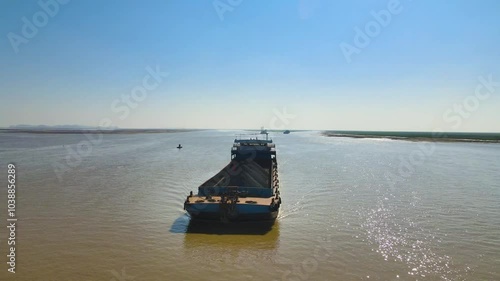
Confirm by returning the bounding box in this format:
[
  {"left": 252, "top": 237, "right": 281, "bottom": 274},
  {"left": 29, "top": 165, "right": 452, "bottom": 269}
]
[{"left": 0, "top": 130, "right": 499, "bottom": 281}]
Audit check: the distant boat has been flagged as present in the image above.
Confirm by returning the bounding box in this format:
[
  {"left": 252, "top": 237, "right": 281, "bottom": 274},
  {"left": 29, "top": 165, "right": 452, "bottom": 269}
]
[
  {"left": 260, "top": 127, "right": 268, "bottom": 134},
  {"left": 283, "top": 130, "right": 290, "bottom": 134},
  {"left": 177, "top": 144, "right": 183, "bottom": 149}
]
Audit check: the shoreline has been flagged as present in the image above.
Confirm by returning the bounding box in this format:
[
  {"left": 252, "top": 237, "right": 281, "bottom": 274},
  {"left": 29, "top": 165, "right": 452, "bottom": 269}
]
[
  {"left": 322, "top": 131, "right": 500, "bottom": 143},
  {"left": 0, "top": 128, "right": 200, "bottom": 134}
]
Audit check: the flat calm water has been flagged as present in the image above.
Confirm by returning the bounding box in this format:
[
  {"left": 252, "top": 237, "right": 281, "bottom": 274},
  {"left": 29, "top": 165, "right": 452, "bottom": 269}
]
[{"left": 0, "top": 130, "right": 499, "bottom": 281}]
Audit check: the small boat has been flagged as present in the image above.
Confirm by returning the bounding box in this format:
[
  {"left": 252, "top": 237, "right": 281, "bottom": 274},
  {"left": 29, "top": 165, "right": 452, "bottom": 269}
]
[
  {"left": 184, "top": 135, "right": 281, "bottom": 222},
  {"left": 283, "top": 130, "right": 290, "bottom": 134},
  {"left": 177, "top": 144, "right": 183, "bottom": 149}
]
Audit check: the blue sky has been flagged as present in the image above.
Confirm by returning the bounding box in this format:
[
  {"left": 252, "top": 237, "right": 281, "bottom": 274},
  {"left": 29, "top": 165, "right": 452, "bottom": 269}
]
[{"left": 1, "top": 0, "right": 499, "bottom": 131}]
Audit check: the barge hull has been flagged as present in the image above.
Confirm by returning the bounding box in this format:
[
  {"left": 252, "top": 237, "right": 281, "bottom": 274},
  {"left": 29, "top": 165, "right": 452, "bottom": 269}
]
[{"left": 187, "top": 211, "right": 278, "bottom": 222}]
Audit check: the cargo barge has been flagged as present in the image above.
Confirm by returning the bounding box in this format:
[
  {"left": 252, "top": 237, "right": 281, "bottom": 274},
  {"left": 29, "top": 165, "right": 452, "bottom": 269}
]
[{"left": 184, "top": 136, "right": 281, "bottom": 222}]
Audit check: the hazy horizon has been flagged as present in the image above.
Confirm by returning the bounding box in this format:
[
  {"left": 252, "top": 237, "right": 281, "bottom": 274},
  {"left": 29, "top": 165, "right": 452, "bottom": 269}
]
[
  {"left": 3, "top": 124, "right": 500, "bottom": 134},
  {"left": 1, "top": 0, "right": 499, "bottom": 132}
]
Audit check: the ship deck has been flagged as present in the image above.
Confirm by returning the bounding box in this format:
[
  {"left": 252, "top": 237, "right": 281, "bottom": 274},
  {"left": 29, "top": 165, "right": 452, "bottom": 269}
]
[{"left": 186, "top": 195, "right": 274, "bottom": 206}]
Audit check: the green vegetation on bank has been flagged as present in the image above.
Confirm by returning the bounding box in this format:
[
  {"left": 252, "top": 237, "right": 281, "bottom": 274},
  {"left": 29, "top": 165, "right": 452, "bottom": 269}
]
[{"left": 323, "top": 131, "right": 500, "bottom": 143}]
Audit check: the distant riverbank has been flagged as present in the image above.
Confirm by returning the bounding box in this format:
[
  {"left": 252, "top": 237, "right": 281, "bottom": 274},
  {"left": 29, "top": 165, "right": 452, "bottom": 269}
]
[
  {"left": 0, "top": 128, "right": 199, "bottom": 134},
  {"left": 322, "top": 131, "right": 500, "bottom": 143}
]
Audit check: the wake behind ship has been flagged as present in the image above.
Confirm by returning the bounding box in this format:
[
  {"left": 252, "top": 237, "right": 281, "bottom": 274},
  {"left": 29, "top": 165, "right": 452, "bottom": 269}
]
[{"left": 184, "top": 136, "right": 281, "bottom": 222}]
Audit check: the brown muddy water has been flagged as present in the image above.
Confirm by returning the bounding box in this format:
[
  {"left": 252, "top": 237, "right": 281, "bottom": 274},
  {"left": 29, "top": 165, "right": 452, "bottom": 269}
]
[{"left": 0, "top": 130, "right": 499, "bottom": 280}]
